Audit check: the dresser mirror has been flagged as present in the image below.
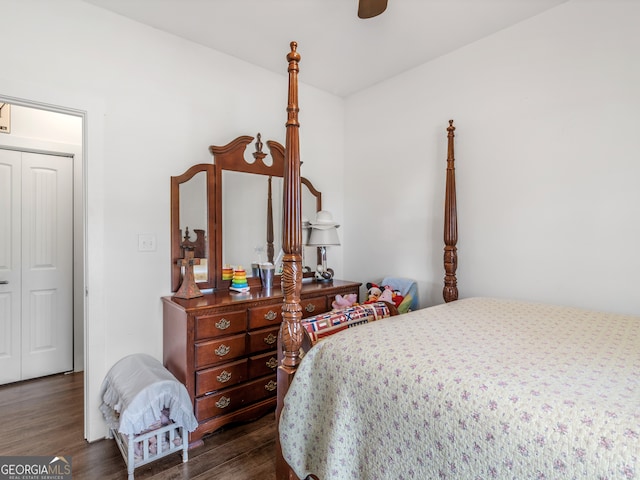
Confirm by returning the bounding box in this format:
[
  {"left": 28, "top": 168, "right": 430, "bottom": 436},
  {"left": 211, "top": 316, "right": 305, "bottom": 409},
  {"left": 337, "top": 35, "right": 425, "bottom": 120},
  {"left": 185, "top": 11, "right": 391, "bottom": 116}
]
[
  {"left": 221, "top": 172, "right": 321, "bottom": 278},
  {"left": 222, "top": 171, "right": 283, "bottom": 277},
  {"left": 212, "top": 134, "right": 322, "bottom": 287},
  {"left": 171, "top": 134, "right": 321, "bottom": 293},
  {"left": 301, "top": 177, "right": 323, "bottom": 273},
  {"left": 170, "top": 163, "right": 215, "bottom": 292}
]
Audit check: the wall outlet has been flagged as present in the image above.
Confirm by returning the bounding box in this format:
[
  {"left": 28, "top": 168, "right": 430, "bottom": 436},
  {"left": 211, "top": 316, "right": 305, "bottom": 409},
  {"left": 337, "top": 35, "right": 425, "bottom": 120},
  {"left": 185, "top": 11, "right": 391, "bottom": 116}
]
[{"left": 138, "top": 234, "right": 157, "bottom": 252}]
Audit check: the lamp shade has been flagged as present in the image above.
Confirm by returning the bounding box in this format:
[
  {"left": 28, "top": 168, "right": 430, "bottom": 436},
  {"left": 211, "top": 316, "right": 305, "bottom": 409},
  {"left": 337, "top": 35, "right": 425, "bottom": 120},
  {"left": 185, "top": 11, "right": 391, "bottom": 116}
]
[
  {"left": 307, "top": 225, "right": 340, "bottom": 246},
  {"left": 311, "top": 210, "right": 340, "bottom": 228}
]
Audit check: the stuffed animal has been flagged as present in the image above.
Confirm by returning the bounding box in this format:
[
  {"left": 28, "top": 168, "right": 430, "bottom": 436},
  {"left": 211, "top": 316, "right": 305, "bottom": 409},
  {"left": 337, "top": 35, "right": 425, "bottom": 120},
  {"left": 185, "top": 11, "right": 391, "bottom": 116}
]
[
  {"left": 385, "top": 287, "right": 405, "bottom": 308},
  {"left": 148, "top": 435, "right": 158, "bottom": 455},
  {"left": 365, "top": 282, "right": 406, "bottom": 308},
  {"left": 364, "top": 283, "right": 382, "bottom": 303},
  {"left": 332, "top": 293, "right": 358, "bottom": 310},
  {"left": 160, "top": 407, "right": 171, "bottom": 425},
  {"left": 378, "top": 287, "right": 394, "bottom": 303}
]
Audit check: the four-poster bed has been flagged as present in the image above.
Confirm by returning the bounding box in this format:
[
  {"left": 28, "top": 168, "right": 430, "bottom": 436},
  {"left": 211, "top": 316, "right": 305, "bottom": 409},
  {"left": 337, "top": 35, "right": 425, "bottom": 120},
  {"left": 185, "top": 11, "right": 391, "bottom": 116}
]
[{"left": 276, "top": 42, "right": 639, "bottom": 479}]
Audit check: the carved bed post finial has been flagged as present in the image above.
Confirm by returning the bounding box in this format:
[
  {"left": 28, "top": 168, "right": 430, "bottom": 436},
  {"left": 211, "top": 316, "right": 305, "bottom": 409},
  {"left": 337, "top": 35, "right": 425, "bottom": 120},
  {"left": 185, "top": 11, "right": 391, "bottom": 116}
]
[
  {"left": 277, "top": 41, "right": 303, "bottom": 479},
  {"left": 280, "top": 41, "right": 303, "bottom": 371},
  {"left": 443, "top": 120, "right": 459, "bottom": 303}
]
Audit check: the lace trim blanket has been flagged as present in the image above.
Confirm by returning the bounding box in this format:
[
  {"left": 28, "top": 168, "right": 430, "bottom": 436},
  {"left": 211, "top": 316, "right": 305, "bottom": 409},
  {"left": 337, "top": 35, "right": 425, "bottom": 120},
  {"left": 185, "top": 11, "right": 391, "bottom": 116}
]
[
  {"left": 280, "top": 297, "right": 640, "bottom": 479},
  {"left": 100, "top": 353, "right": 198, "bottom": 436}
]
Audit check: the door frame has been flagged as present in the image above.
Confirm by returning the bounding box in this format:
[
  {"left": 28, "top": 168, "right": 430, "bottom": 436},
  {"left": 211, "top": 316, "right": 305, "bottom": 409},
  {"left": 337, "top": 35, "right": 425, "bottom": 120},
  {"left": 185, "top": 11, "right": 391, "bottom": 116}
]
[{"left": 0, "top": 94, "right": 89, "bottom": 436}]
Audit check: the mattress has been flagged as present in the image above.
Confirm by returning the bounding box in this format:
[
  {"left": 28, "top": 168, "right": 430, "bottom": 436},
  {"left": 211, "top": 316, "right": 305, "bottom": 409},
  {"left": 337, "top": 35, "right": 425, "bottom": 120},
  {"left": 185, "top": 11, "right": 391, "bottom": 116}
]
[{"left": 279, "top": 297, "right": 640, "bottom": 479}]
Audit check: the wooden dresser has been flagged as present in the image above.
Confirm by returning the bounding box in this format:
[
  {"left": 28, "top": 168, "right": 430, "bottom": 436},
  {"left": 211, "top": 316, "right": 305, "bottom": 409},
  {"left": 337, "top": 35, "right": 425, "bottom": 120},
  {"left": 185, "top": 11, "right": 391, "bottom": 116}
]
[{"left": 162, "top": 279, "right": 360, "bottom": 447}]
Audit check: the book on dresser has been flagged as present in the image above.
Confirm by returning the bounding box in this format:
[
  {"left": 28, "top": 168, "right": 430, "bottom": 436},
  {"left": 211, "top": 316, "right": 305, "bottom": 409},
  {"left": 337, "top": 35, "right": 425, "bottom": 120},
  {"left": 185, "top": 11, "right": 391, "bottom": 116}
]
[{"left": 162, "top": 279, "right": 361, "bottom": 448}]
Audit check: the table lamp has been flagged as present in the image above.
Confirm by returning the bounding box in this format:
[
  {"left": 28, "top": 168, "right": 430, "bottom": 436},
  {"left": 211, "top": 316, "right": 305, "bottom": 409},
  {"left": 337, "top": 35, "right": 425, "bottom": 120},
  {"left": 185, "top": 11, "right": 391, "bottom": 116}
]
[{"left": 307, "top": 210, "right": 340, "bottom": 282}]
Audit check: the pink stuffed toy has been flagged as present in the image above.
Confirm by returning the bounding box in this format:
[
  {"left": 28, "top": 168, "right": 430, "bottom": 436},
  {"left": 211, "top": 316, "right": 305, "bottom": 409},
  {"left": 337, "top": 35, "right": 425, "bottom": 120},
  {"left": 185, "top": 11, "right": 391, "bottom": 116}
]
[
  {"left": 332, "top": 293, "right": 358, "bottom": 310},
  {"left": 377, "top": 287, "right": 394, "bottom": 303},
  {"left": 379, "top": 285, "right": 404, "bottom": 307}
]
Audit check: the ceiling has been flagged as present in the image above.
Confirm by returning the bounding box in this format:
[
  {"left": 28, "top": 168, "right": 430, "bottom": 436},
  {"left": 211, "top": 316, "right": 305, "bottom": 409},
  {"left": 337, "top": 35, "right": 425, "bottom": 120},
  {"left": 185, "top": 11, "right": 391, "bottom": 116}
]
[{"left": 82, "top": 0, "right": 568, "bottom": 97}]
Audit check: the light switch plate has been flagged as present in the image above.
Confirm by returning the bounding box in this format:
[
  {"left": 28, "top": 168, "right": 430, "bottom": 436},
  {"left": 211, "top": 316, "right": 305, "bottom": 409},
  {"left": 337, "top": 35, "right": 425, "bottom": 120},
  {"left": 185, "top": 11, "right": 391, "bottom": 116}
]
[
  {"left": 138, "top": 234, "right": 157, "bottom": 252},
  {"left": 0, "top": 103, "right": 10, "bottom": 134}
]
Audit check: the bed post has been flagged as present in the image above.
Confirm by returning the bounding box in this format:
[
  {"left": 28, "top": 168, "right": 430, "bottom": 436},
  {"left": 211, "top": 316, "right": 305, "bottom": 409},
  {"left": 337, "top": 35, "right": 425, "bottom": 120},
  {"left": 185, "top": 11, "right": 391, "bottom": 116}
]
[
  {"left": 276, "top": 41, "right": 303, "bottom": 480},
  {"left": 443, "top": 120, "right": 458, "bottom": 303}
]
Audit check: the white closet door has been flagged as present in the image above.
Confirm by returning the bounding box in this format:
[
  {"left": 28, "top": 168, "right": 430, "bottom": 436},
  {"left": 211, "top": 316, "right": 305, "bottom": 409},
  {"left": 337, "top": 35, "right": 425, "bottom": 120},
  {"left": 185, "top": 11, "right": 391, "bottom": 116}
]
[
  {"left": 20, "top": 152, "right": 73, "bottom": 381},
  {"left": 0, "top": 149, "right": 73, "bottom": 384},
  {"left": 0, "top": 150, "right": 22, "bottom": 384}
]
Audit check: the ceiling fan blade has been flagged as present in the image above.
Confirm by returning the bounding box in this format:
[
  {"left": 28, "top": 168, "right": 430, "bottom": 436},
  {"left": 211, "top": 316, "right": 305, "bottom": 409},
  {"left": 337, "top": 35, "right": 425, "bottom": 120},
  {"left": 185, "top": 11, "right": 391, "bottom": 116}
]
[{"left": 358, "top": 0, "right": 388, "bottom": 19}]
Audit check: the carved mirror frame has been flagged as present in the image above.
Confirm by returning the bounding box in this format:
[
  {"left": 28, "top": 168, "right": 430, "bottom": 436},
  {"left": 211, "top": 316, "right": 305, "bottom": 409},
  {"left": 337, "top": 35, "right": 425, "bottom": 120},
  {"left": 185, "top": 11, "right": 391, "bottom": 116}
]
[
  {"left": 211, "top": 135, "right": 287, "bottom": 289},
  {"left": 170, "top": 134, "right": 322, "bottom": 293},
  {"left": 211, "top": 134, "right": 321, "bottom": 288}
]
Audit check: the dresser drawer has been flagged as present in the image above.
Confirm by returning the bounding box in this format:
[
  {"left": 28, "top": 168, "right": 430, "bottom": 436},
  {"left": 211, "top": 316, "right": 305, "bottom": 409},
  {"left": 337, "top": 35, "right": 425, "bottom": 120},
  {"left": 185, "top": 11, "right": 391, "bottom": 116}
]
[
  {"left": 195, "top": 374, "right": 277, "bottom": 421},
  {"left": 195, "top": 310, "right": 247, "bottom": 340},
  {"left": 248, "top": 326, "right": 279, "bottom": 354},
  {"left": 248, "top": 304, "right": 283, "bottom": 329},
  {"left": 249, "top": 351, "right": 278, "bottom": 379},
  {"left": 301, "top": 296, "right": 327, "bottom": 318},
  {"left": 195, "top": 333, "right": 247, "bottom": 368},
  {"left": 195, "top": 358, "right": 248, "bottom": 396}
]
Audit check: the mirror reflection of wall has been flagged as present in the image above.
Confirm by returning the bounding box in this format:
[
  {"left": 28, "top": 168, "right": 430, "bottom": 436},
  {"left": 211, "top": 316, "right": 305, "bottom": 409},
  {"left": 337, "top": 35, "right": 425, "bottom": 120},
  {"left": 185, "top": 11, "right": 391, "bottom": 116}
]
[
  {"left": 223, "top": 171, "right": 283, "bottom": 277},
  {"left": 179, "top": 170, "right": 208, "bottom": 281},
  {"left": 302, "top": 184, "right": 317, "bottom": 273},
  {"left": 180, "top": 170, "right": 207, "bottom": 237}
]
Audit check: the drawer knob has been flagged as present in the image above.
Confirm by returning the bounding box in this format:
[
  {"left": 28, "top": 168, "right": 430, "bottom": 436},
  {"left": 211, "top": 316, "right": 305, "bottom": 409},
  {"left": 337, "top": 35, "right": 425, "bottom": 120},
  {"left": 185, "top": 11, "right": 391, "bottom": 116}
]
[
  {"left": 305, "top": 303, "right": 316, "bottom": 313},
  {"left": 264, "top": 333, "right": 277, "bottom": 345},
  {"left": 215, "top": 396, "right": 231, "bottom": 409},
  {"left": 264, "top": 380, "right": 277, "bottom": 392},
  {"left": 215, "top": 344, "right": 231, "bottom": 357},
  {"left": 215, "top": 318, "right": 231, "bottom": 330},
  {"left": 217, "top": 370, "right": 232, "bottom": 383},
  {"left": 264, "top": 310, "right": 278, "bottom": 321},
  {"left": 266, "top": 357, "right": 278, "bottom": 370}
]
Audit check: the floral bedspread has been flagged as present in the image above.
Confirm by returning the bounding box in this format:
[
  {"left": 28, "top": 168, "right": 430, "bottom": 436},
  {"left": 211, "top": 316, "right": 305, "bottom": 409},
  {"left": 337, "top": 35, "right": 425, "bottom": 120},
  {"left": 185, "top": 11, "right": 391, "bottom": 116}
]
[{"left": 279, "top": 297, "right": 640, "bottom": 479}]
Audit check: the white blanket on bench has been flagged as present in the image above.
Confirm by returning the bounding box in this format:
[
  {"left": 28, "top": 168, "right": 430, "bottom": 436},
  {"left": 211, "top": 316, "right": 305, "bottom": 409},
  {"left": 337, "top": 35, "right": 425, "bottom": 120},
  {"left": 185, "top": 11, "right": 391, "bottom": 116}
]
[{"left": 100, "top": 353, "right": 198, "bottom": 436}]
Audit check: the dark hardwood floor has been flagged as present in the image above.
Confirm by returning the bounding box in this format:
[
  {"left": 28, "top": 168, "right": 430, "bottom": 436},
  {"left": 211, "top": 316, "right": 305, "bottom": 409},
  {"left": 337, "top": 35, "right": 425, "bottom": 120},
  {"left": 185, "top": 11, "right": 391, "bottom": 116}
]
[{"left": 0, "top": 372, "right": 277, "bottom": 479}]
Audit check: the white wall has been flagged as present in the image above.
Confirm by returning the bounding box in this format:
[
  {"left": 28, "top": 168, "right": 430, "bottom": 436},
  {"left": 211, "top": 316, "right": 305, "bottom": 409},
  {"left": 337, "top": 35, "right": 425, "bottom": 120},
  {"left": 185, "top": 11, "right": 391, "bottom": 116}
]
[
  {"left": 0, "top": 0, "right": 344, "bottom": 441},
  {"left": 344, "top": 0, "right": 640, "bottom": 315}
]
